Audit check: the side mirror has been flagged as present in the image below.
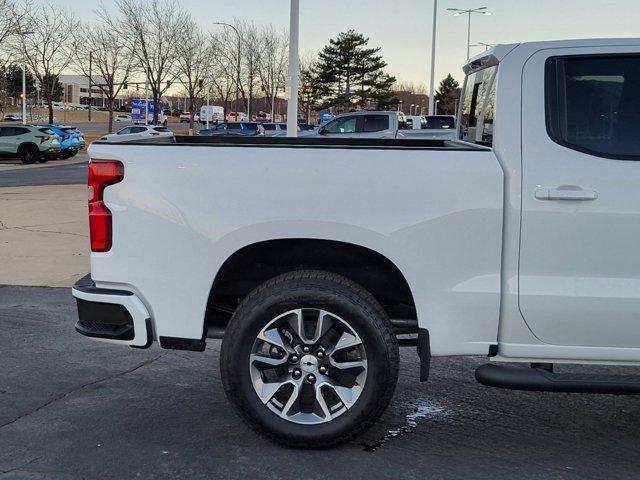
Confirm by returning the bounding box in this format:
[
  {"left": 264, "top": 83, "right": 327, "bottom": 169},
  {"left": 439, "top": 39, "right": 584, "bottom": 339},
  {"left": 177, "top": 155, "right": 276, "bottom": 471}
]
[{"left": 318, "top": 128, "right": 327, "bottom": 136}]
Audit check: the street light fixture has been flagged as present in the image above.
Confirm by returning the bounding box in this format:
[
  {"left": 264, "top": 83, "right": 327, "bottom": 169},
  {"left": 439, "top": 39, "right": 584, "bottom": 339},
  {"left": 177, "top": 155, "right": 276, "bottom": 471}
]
[
  {"left": 213, "top": 22, "right": 242, "bottom": 120},
  {"left": 447, "top": 6, "right": 492, "bottom": 61}
]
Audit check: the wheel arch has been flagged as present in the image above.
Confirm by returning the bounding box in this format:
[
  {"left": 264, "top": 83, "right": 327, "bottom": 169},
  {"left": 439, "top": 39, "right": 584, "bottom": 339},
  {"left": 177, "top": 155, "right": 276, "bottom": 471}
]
[{"left": 204, "top": 238, "right": 417, "bottom": 332}]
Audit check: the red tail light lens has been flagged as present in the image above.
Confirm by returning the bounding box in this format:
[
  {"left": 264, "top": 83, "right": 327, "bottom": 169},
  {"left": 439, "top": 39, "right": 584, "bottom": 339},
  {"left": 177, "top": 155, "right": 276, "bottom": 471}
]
[
  {"left": 88, "top": 160, "right": 124, "bottom": 252},
  {"left": 39, "top": 135, "right": 49, "bottom": 143}
]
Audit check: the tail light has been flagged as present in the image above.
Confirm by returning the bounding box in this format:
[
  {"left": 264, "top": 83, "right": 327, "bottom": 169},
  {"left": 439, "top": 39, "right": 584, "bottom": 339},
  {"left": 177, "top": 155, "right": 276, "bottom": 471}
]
[
  {"left": 88, "top": 160, "right": 124, "bottom": 252},
  {"left": 39, "top": 135, "right": 49, "bottom": 143},
  {"left": 63, "top": 134, "right": 69, "bottom": 140}
]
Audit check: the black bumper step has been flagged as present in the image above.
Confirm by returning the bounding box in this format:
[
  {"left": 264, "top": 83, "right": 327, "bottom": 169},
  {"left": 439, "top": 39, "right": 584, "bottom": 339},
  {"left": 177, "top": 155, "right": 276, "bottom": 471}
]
[{"left": 476, "top": 363, "right": 640, "bottom": 395}]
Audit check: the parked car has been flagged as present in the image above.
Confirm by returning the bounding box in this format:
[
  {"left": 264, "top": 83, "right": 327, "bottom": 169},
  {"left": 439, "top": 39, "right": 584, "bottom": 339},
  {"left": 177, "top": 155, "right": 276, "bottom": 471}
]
[
  {"left": 100, "top": 125, "right": 174, "bottom": 143},
  {"left": 179, "top": 112, "right": 200, "bottom": 123},
  {"left": 3, "top": 113, "right": 22, "bottom": 122},
  {"left": 261, "top": 123, "right": 287, "bottom": 137},
  {"left": 226, "top": 111, "right": 246, "bottom": 122},
  {"left": 414, "top": 115, "right": 457, "bottom": 140},
  {"left": 55, "top": 125, "right": 86, "bottom": 151},
  {"left": 199, "top": 122, "right": 263, "bottom": 136},
  {"left": 114, "top": 114, "right": 132, "bottom": 123},
  {"left": 0, "top": 125, "right": 60, "bottom": 163},
  {"left": 41, "top": 125, "right": 80, "bottom": 159},
  {"left": 74, "top": 38, "right": 640, "bottom": 448}
]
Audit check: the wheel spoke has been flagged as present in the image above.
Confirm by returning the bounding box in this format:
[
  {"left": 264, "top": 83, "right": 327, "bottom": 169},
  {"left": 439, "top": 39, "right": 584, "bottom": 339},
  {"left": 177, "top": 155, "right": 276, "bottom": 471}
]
[
  {"left": 324, "top": 383, "right": 360, "bottom": 409},
  {"left": 332, "top": 331, "right": 362, "bottom": 352},
  {"left": 329, "top": 358, "right": 367, "bottom": 371},
  {"left": 286, "top": 308, "right": 306, "bottom": 342},
  {"left": 310, "top": 310, "right": 333, "bottom": 343},
  {"left": 254, "top": 378, "right": 290, "bottom": 403},
  {"left": 315, "top": 386, "right": 332, "bottom": 419},
  {"left": 249, "top": 353, "right": 288, "bottom": 369},
  {"left": 257, "top": 327, "right": 288, "bottom": 350}
]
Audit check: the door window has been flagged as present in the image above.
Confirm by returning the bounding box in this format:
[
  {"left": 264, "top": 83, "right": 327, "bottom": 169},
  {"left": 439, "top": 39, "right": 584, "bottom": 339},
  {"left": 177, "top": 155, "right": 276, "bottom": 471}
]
[
  {"left": 117, "top": 127, "right": 132, "bottom": 135},
  {"left": 324, "top": 116, "right": 358, "bottom": 134},
  {"left": 362, "top": 115, "right": 390, "bottom": 133},
  {"left": 546, "top": 54, "right": 640, "bottom": 159}
]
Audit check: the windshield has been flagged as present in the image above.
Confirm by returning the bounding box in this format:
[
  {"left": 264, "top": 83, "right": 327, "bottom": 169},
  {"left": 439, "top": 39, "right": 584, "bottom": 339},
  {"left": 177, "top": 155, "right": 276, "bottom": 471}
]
[
  {"left": 425, "top": 116, "right": 455, "bottom": 129},
  {"left": 459, "top": 65, "right": 498, "bottom": 146}
]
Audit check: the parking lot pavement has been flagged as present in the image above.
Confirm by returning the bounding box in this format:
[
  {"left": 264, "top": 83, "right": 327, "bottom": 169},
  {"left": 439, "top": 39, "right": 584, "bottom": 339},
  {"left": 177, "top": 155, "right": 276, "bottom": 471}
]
[
  {"left": 1, "top": 285, "right": 640, "bottom": 480},
  {"left": 0, "top": 184, "right": 88, "bottom": 286}
]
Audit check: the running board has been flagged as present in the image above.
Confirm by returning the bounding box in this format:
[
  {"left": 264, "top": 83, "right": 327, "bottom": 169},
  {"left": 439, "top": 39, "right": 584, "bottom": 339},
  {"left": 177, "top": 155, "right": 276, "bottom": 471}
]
[{"left": 475, "top": 363, "right": 640, "bottom": 395}]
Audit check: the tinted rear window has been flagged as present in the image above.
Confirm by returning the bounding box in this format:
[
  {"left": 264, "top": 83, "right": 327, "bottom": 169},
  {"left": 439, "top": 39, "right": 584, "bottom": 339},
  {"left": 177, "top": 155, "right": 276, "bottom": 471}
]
[
  {"left": 263, "top": 124, "right": 277, "bottom": 130},
  {"left": 244, "top": 123, "right": 259, "bottom": 131},
  {"left": 38, "top": 128, "right": 54, "bottom": 135},
  {"left": 425, "top": 116, "right": 455, "bottom": 129},
  {"left": 362, "top": 115, "right": 390, "bottom": 132},
  {"left": 153, "top": 127, "right": 168, "bottom": 132}
]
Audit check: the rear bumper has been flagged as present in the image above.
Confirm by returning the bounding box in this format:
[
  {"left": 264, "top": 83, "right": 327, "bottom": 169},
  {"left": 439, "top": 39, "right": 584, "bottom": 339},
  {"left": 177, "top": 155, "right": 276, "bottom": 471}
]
[{"left": 71, "top": 274, "right": 153, "bottom": 348}]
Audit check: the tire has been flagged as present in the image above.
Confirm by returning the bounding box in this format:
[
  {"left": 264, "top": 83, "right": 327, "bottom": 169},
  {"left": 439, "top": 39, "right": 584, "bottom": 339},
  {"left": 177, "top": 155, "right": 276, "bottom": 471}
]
[
  {"left": 220, "top": 270, "right": 399, "bottom": 448},
  {"left": 18, "top": 144, "right": 39, "bottom": 164}
]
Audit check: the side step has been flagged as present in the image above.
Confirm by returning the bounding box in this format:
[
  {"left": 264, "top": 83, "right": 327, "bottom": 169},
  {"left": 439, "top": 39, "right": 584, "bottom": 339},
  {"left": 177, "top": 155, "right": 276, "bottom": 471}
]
[{"left": 476, "top": 363, "right": 640, "bottom": 395}]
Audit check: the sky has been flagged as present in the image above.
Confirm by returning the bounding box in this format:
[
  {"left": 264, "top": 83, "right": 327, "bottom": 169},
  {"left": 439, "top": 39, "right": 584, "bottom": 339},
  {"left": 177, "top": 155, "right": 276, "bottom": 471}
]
[{"left": 54, "top": 0, "right": 640, "bottom": 87}]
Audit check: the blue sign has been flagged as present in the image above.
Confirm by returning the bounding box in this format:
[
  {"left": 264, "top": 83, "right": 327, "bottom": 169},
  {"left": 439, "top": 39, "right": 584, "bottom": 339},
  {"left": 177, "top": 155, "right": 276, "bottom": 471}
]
[{"left": 130, "top": 99, "right": 155, "bottom": 122}]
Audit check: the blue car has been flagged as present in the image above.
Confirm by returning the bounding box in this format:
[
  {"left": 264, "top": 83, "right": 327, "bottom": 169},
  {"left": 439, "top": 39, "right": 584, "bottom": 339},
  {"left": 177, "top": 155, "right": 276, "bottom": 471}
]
[{"left": 43, "top": 125, "right": 81, "bottom": 159}]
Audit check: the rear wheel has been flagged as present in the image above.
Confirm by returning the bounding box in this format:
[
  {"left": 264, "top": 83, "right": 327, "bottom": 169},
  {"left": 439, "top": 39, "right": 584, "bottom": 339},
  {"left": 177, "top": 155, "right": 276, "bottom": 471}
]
[
  {"left": 220, "top": 270, "right": 399, "bottom": 448},
  {"left": 18, "top": 145, "right": 39, "bottom": 164}
]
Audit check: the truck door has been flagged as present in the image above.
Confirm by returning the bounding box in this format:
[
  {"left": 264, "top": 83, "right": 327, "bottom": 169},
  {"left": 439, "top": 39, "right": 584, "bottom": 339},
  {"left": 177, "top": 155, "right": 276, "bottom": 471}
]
[{"left": 520, "top": 46, "right": 640, "bottom": 348}]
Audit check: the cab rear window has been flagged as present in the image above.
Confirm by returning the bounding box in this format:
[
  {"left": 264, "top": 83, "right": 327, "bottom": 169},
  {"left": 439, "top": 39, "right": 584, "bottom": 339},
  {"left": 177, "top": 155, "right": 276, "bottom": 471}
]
[{"left": 459, "top": 65, "right": 498, "bottom": 146}]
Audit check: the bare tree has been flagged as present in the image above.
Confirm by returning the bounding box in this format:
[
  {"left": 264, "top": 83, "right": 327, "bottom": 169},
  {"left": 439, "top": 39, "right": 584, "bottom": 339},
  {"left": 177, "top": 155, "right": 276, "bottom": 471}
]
[
  {"left": 73, "top": 23, "right": 134, "bottom": 133},
  {"left": 0, "top": 0, "right": 17, "bottom": 50},
  {"left": 175, "top": 17, "right": 210, "bottom": 132},
  {"left": 14, "top": 2, "right": 78, "bottom": 123},
  {"left": 109, "top": 0, "right": 187, "bottom": 124},
  {"left": 207, "top": 34, "right": 237, "bottom": 116},
  {"left": 255, "top": 25, "right": 288, "bottom": 121}
]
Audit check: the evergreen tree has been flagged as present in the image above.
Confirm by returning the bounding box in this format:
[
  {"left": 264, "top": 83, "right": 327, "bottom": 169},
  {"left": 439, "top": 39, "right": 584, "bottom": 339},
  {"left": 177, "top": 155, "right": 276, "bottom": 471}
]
[
  {"left": 0, "top": 64, "right": 36, "bottom": 102},
  {"left": 434, "top": 74, "right": 461, "bottom": 115},
  {"left": 311, "top": 30, "right": 396, "bottom": 111}
]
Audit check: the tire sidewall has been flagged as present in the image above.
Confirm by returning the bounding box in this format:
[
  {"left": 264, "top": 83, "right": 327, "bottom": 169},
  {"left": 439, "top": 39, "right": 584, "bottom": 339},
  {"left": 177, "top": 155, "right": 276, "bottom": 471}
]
[{"left": 221, "top": 277, "right": 398, "bottom": 445}]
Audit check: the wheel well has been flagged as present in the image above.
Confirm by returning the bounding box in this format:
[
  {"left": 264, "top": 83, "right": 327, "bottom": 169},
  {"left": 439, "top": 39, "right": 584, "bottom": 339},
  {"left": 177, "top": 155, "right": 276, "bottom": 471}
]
[
  {"left": 205, "top": 239, "right": 417, "bottom": 330},
  {"left": 18, "top": 142, "right": 39, "bottom": 153}
]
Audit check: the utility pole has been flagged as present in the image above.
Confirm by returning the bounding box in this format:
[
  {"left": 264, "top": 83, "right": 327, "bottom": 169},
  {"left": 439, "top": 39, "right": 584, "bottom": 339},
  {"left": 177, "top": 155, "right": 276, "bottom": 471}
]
[
  {"left": 286, "top": 0, "right": 300, "bottom": 137},
  {"left": 88, "top": 51, "right": 92, "bottom": 122},
  {"left": 428, "top": 0, "right": 438, "bottom": 116}
]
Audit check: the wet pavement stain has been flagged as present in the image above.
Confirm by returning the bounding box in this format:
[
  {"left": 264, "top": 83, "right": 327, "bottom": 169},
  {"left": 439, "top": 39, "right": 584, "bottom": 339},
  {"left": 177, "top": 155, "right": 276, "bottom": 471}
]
[{"left": 360, "top": 402, "right": 445, "bottom": 452}]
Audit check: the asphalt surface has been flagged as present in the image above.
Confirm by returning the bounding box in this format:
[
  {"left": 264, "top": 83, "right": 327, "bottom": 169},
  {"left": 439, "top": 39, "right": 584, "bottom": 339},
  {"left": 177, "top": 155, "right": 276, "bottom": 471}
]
[
  {"left": 0, "top": 158, "right": 87, "bottom": 187},
  {"left": 1, "top": 285, "right": 640, "bottom": 480}
]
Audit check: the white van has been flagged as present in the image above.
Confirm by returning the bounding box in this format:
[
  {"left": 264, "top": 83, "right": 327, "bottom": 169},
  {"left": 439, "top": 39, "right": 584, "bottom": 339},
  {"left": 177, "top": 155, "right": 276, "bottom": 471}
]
[{"left": 200, "top": 105, "right": 225, "bottom": 124}]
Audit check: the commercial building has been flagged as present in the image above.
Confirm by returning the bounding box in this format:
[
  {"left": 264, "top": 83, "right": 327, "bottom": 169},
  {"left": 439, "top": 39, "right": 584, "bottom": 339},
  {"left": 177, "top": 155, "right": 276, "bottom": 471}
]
[{"left": 58, "top": 75, "right": 125, "bottom": 109}]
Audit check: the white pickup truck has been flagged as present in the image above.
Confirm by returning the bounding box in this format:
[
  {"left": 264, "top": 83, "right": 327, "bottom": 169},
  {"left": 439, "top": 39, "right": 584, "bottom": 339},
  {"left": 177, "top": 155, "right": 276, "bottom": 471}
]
[{"left": 73, "top": 39, "right": 640, "bottom": 447}]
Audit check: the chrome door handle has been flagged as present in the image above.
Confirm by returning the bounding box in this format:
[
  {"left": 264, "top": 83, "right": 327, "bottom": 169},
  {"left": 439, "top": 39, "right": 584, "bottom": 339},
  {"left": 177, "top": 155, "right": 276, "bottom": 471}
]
[{"left": 535, "top": 186, "right": 598, "bottom": 201}]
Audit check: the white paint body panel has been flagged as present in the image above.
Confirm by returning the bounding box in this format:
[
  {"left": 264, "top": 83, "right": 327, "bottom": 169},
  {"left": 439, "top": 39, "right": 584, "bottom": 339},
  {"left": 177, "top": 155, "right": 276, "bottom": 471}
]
[
  {"left": 88, "top": 142, "right": 504, "bottom": 356},
  {"left": 82, "top": 38, "right": 640, "bottom": 365}
]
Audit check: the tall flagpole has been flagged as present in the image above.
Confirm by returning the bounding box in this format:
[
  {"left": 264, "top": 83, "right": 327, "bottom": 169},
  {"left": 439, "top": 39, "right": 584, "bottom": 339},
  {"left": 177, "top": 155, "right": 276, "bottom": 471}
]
[{"left": 286, "top": 0, "right": 300, "bottom": 137}]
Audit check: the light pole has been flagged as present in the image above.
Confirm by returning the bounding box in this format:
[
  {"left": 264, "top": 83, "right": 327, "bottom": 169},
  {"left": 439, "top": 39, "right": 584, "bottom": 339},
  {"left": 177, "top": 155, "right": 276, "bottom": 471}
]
[
  {"left": 447, "top": 6, "right": 492, "bottom": 61},
  {"left": 428, "top": 0, "right": 438, "bottom": 116},
  {"left": 88, "top": 50, "right": 93, "bottom": 122},
  {"left": 214, "top": 22, "right": 241, "bottom": 121},
  {"left": 286, "top": 0, "right": 300, "bottom": 137}
]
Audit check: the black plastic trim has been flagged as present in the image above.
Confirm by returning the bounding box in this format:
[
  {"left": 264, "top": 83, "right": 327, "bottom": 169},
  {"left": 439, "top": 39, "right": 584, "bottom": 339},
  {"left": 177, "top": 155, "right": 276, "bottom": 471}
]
[
  {"left": 73, "top": 274, "right": 133, "bottom": 297},
  {"left": 476, "top": 363, "right": 640, "bottom": 394},
  {"left": 417, "top": 328, "right": 431, "bottom": 382},
  {"left": 160, "top": 336, "right": 206, "bottom": 352},
  {"left": 131, "top": 318, "right": 154, "bottom": 349},
  {"left": 93, "top": 135, "right": 489, "bottom": 152},
  {"left": 488, "top": 344, "right": 499, "bottom": 357},
  {"left": 75, "top": 298, "right": 134, "bottom": 341}
]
